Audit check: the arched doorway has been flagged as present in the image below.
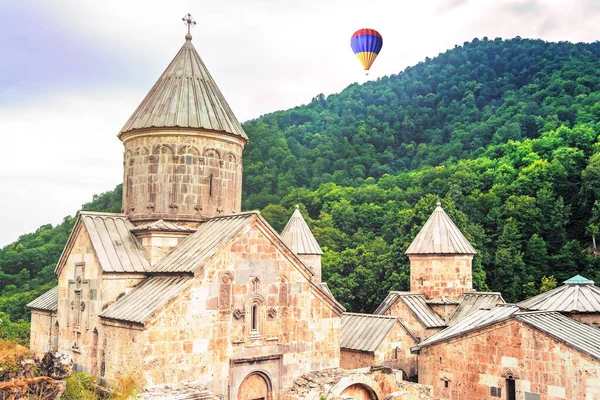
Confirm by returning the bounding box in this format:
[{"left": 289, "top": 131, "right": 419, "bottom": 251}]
[
  {"left": 340, "top": 383, "right": 378, "bottom": 400},
  {"left": 238, "top": 372, "right": 272, "bottom": 400}
]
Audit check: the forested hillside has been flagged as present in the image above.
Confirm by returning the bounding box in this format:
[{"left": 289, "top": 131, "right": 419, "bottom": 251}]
[{"left": 3, "top": 37, "right": 600, "bottom": 342}]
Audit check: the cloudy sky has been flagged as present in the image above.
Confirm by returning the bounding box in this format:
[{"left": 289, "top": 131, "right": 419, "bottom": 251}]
[{"left": 1, "top": 0, "right": 599, "bottom": 246}]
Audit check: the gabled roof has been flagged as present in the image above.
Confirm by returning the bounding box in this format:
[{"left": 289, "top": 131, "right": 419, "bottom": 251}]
[
  {"left": 150, "top": 212, "right": 256, "bottom": 273},
  {"left": 56, "top": 212, "right": 149, "bottom": 274},
  {"left": 341, "top": 313, "right": 403, "bottom": 352},
  {"left": 100, "top": 276, "right": 192, "bottom": 325},
  {"left": 27, "top": 286, "right": 58, "bottom": 312},
  {"left": 280, "top": 206, "right": 323, "bottom": 255},
  {"left": 405, "top": 202, "right": 476, "bottom": 255},
  {"left": 516, "top": 311, "right": 600, "bottom": 361},
  {"left": 131, "top": 219, "right": 196, "bottom": 233},
  {"left": 119, "top": 34, "right": 247, "bottom": 140},
  {"left": 374, "top": 292, "right": 446, "bottom": 328},
  {"left": 413, "top": 307, "right": 600, "bottom": 362},
  {"left": 412, "top": 305, "right": 520, "bottom": 351},
  {"left": 517, "top": 275, "right": 600, "bottom": 313},
  {"left": 448, "top": 292, "right": 505, "bottom": 326}
]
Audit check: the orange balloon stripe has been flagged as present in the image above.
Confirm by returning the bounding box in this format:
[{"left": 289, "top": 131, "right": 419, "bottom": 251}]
[{"left": 355, "top": 52, "right": 379, "bottom": 70}]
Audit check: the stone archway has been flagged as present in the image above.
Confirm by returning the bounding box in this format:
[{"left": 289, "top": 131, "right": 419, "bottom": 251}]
[
  {"left": 330, "top": 374, "right": 383, "bottom": 400},
  {"left": 238, "top": 372, "right": 273, "bottom": 400},
  {"left": 340, "top": 383, "right": 378, "bottom": 400}
]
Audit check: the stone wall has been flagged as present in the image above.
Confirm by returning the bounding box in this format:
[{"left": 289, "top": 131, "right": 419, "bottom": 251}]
[
  {"left": 120, "top": 130, "right": 245, "bottom": 222},
  {"left": 53, "top": 225, "right": 145, "bottom": 376},
  {"left": 569, "top": 312, "right": 600, "bottom": 328},
  {"left": 409, "top": 254, "right": 473, "bottom": 301},
  {"left": 100, "top": 218, "right": 341, "bottom": 398},
  {"left": 417, "top": 319, "right": 600, "bottom": 399},
  {"left": 381, "top": 299, "right": 442, "bottom": 343},
  {"left": 376, "top": 323, "right": 419, "bottom": 379},
  {"left": 340, "top": 350, "right": 375, "bottom": 370},
  {"left": 29, "top": 310, "right": 56, "bottom": 355}
]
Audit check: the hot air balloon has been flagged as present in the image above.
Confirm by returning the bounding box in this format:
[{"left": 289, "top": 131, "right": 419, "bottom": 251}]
[{"left": 350, "top": 28, "right": 383, "bottom": 74}]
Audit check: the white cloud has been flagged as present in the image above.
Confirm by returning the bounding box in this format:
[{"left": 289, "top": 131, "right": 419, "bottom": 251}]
[{"left": 1, "top": 0, "right": 600, "bottom": 245}]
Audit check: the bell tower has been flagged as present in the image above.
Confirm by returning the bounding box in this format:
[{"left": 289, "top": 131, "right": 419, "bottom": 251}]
[{"left": 118, "top": 14, "right": 248, "bottom": 224}]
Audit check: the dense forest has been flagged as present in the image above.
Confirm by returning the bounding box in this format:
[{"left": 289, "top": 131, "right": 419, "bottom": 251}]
[{"left": 3, "top": 37, "right": 600, "bottom": 342}]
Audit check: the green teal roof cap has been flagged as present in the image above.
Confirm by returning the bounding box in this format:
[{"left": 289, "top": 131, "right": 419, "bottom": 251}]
[{"left": 563, "top": 275, "right": 594, "bottom": 285}]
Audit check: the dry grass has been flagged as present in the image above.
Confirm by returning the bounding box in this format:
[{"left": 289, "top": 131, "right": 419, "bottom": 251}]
[
  {"left": 110, "top": 374, "right": 140, "bottom": 400},
  {"left": 0, "top": 339, "right": 28, "bottom": 361}
]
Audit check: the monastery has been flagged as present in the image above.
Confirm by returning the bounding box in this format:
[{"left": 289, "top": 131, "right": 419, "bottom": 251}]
[{"left": 27, "top": 18, "right": 600, "bottom": 400}]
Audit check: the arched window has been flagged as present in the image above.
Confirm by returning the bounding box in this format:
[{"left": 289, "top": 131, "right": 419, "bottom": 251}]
[
  {"left": 245, "top": 295, "right": 265, "bottom": 338},
  {"left": 251, "top": 302, "right": 259, "bottom": 333}
]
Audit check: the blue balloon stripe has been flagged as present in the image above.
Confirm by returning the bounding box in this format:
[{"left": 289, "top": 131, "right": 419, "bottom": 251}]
[{"left": 350, "top": 34, "right": 383, "bottom": 55}]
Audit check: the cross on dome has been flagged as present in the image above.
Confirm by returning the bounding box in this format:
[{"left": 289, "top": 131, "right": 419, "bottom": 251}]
[{"left": 181, "top": 13, "right": 196, "bottom": 39}]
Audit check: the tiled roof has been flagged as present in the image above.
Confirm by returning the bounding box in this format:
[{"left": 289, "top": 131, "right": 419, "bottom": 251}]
[
  {"left": 374, "top": 292, "right": 446, "bottom": 328},
  {"left": 120, "top": 35, "right": 247, "bottom": 140},
  {"left": 280, "top": 206, "right": 323, "bottom": 255},
  {"left": 131, "top": 219, "right": 196, "bottom": 233},
  {"left": 99, "top": 276, "right": 192, "bottom": 324},
  {"left": 517, "top": 277, "right": 600, "bottom": 313},
  {"left": 405, "top": 203, "right": 476, "bottom": 255},
  {"left": 80, "top": 212, "right": 149, "bottom": 273},
  {"left": 340, "top": 313, "right": 399, "bottom": 352},
  {"left": 150, "top": 212, "right": 255, "bottom": 273},
  {"left": 27, "top": 286, "right": 58, "bottom": 312},
  {"left": 412, "top": 305, "right": 520, "bottom": 351},
  {"left": 516, "top": 311, "right": 600, "bottom": 361},
  {"left": 448, "top": 292, "right": 505, "bottom": 326}
]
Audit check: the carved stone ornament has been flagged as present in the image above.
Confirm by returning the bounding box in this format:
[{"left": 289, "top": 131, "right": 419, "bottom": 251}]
[
  {"left": 267, "top": 308, "right": 277, "bottom": 319},
  {"left": 80, "top": 302, "right": 85, "bottom": 312},
  {"left": 70, "top": 301, "right": 75, "bottom": 310},
  {"left": 233, "top": 309, "right": 245, "bottom": 320}
]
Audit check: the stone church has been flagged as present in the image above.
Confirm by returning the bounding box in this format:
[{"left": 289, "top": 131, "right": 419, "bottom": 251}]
[
  {"left": 28, "top": 28, "right": 344, "bottom": 399},
  {"left": 27, "top": 19, "right": 600, "bottom": 400}
]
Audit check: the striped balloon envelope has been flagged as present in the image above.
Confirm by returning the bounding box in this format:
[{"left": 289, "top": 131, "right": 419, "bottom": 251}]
[{"left": 350, "top": 28, "right": 383, "bottom": 72}]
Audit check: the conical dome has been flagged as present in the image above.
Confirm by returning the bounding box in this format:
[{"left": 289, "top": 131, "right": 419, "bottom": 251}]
[
  {"left": 120, "top": 34, "right": 247, "bottom": 139},
  {"left": 406, "top": 203, "right": 476, "bottom": 255},
  {"left": 281, "top": 206, "right": 323, "bottom": 255}
]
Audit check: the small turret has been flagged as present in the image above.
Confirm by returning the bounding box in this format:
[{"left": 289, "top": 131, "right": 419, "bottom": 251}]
[
  {"left": 281, "top": 205, "right": 323, "bottom": 282},
  {"left": 406, "top": 202, "right": 476, "bottom": 302}
]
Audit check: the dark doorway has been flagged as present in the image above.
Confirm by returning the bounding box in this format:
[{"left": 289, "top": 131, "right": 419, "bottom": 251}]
[{"left": 507, "top": 378, "right": 516, "bottom": 400}]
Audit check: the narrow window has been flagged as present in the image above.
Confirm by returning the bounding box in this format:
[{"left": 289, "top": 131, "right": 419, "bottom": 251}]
[
  {"left": 444, "top": 380, "right": 449, "bottom": 389},
  {"left": 251, "top": 303, "right": 258, "bottom": 332},
  {"left": 209, "top": 174, "right": 213, "bottom": 196},
  {"left": 507, "top": 379, "right": 516, "bottom": 400}
]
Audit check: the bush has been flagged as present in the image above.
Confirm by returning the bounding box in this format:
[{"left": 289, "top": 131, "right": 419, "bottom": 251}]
[{"left": 62, "top": 372, "right": 98, "bottom": 400}]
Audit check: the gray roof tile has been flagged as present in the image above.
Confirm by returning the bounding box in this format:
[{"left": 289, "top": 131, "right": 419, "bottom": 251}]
[
  {"left": 79, "top": 212, "right": 150, "bottom": 273},
  {"left": 280, "top": 206, "right": 322, "bottom": 255},
  {"left": 406, "top": 203, "right": 476, "bottom": 255},
  {"left": 131, "top": 219, "right": 197, "bottom": 233},
  {"left": 448, "top": 292, "right": 505, "bottom": 325},
  {"left": 27, "top": 286, "right": 58, "bottom": 312},
  {"left": 516, "top": 311, "right": 600, "bottom": 361},
  {"left": 374, "top": 292, "right": 446, "bottom": 328},
  {"left": 517, "top": 279, "right": 600, "bottom": 313},
  {"left": 150, "top": 212, "right": 255, "bottom": 273},
  {"left": 412, "top": 305, "right": 520, "bottom": 351},
  {"left": 99, "top": 276, "right": 192, "bottom": 324},
  {"left": 340, "top": 313, "right": 399, "bottom": 352},
  {"left": 120, "top": 35, "right": 247, "bottom": 140}
]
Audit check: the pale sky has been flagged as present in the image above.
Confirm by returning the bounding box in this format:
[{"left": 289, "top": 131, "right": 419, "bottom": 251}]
[{"left": 1, "top": 0, "right": 600, "bottom": 246}]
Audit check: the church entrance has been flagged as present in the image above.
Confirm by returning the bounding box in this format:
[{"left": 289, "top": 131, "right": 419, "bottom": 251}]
[{"left": 238, "top": 372, "right": 272, "bottom": 400}]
